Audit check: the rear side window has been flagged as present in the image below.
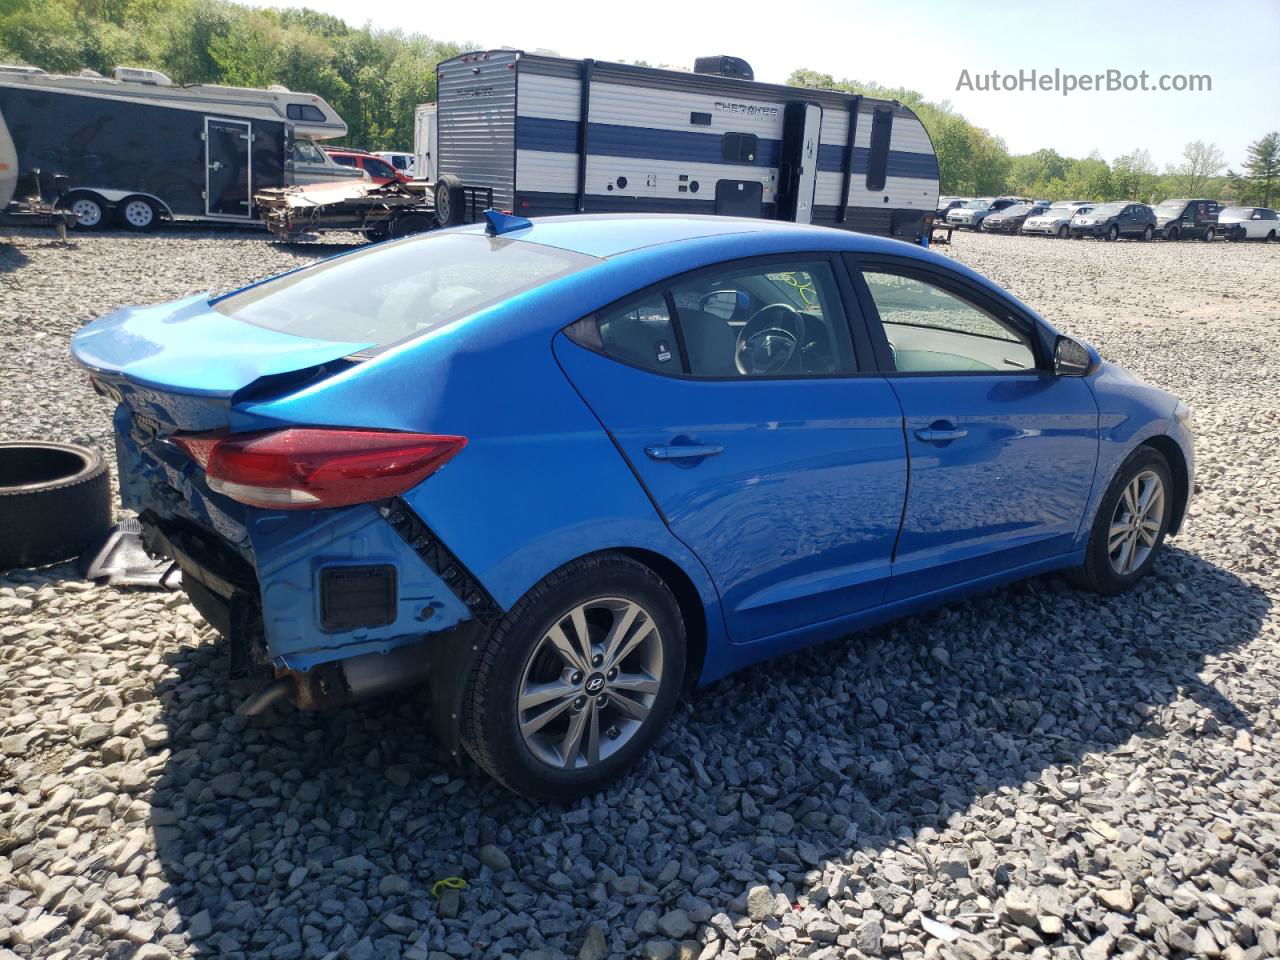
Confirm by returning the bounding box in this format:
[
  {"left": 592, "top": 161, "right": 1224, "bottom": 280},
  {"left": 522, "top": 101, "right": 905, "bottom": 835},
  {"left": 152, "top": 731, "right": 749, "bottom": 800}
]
[
  {"left": 330, "top": 154, "right": 356, "bottom": 167},
  {"left": 216, "top": 234, "right": 599, "bottom": 348},
  {"left": 866, "top": 107, "right": 893, "bottom": 192}
]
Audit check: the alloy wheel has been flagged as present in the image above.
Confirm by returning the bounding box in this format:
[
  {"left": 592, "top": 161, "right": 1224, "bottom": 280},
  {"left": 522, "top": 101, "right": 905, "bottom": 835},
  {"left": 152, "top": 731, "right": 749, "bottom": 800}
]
[
  {"left": 517, "top": 597, "right": 664, "bottom": 770},
  {"left": 1108, "top": 470, "right": 1165, "bottom": 576}
]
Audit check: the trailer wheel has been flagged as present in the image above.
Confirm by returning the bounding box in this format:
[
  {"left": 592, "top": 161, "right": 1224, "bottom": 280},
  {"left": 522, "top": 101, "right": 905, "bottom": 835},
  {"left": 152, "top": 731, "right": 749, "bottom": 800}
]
[
  {"left": 62, "top": 192, "right": 107, "bottom": 230},
  {"left": 434, "top": 175, "right": 466, "bottom": 227},
  {"left": 0, "top": 442, "right": 111, "bottom": 571},
  {"left": 118, "top": 196, "right": 159, "bottom": 231},
  {"left": 391, "top": 213, "right": 434, "bottom": 238}
]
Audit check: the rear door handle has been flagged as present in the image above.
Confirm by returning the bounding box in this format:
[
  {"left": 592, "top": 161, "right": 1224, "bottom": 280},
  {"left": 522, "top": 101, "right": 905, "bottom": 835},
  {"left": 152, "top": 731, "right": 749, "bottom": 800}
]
[
  {"left": 914, "top": 422, "right": 968, "bottom": 443},
  {"left": 645, "top": 443, "right": 724, "bottom": 461}
]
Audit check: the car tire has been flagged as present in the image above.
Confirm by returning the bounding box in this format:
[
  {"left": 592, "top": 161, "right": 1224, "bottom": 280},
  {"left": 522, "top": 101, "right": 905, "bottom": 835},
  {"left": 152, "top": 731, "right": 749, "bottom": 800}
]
[
  {"left": 1268, "top": 230, "right": 1277, "bottom": 242},
  {"left": 1057, "top": 225, "right": 1069, "bottom": 239},
  {"left": 1068, "top": 445, "right": 1173, "bottom": 597},
  {"left": 1202, "top": 226, "right": 1214, "bottom": 241},
  {"left": 61, "top": 192, "right": 107, "bottom": 230},
  {"left": 434, "top": 174, "right": 466, "bottom": 227},
  {"left": 1167, "top": 227, "right": 1179, "bottom": 242},
  {"left": 117, "top": 196, "right": 159, "bottom": 231},
  {"left": 1141, "top": 225, "right": 1153, "bottom": 241},
  {"left": 461, "top": 553, "right": 686, "bottom": 800},
  {"left": 1106, "top": 224, "right": 1119, "bottom": 241},
  {"left": 390, "top": 212, "right": 434, "bottom": 237},
  {"left": 0, "top": 442, "right": 112, "bottom": 571}
]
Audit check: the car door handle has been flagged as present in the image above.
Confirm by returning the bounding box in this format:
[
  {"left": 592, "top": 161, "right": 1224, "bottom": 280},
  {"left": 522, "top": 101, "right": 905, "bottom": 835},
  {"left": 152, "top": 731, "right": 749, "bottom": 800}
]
[
  {"left": 914, "top": 422, "right": 968, "bottom": 443},
  {"left": 645, "top": 443, "right": 724, "bottom": 461}
]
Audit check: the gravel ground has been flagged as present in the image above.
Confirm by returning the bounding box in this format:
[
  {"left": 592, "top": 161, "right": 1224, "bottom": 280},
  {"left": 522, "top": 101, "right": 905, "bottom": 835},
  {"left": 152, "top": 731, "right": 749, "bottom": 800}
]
[{"left": 1, "top": 227, "right": 1278, "bottom": 960}]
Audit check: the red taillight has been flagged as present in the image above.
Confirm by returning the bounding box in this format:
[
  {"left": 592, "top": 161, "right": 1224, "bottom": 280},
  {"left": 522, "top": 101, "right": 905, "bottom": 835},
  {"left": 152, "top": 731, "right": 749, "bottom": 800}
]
[{"left": 173, "top": 429, "right": 466, "bottom": 510}]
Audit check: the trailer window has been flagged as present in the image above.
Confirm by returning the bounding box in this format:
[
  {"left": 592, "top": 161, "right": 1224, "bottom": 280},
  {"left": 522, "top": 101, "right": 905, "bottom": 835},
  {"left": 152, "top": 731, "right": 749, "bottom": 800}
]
[
  {"left": 866, "top": 107, "right": 893, "bottom": 192},
  {"left": 722, "top": 133, "right": 758, "bottom": 164},
  {"left": 214, "top": 234, "right": 600, "bottom": 349}
]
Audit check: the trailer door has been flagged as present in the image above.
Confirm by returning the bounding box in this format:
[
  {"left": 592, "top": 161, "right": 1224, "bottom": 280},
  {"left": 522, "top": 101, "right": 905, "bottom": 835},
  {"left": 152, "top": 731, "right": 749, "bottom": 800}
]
[
  {"left": 779, "top": 102, "right": 822, "bottom": 224},
  {"left": 205, "top": 117, "right": 252, "bottom": 219}
]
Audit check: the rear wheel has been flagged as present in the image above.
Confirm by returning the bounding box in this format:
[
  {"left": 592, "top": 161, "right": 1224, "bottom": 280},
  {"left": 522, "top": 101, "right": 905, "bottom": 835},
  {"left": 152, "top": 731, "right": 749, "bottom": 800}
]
[
  {"left": 1202, "top": 226, "right": 1214, "bottom": 241},
  {"left": 1069, "top": 445, "right": 1173, "bottom": 596},
  {"left": 1141, "top": 224, "right": 1153, "bottom": 241},
  {"left": 117, "top": 196, "right": 158, "bottom": 231},
  {"left": 1106, "top": 224, "right": 1119, "bottom": 241},
  {"left": 461, "top": 553, "right": 686, "bottom": 800},
  {"left": 63, "top": 192, "right": 106, "bottom": 230},
  {"left": 1167, "top": 227, "right": 1180, "bottom": 241}
]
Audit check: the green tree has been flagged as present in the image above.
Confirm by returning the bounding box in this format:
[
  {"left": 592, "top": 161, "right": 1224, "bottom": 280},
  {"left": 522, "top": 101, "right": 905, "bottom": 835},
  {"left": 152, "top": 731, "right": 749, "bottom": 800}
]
[
  {"left": 1228, "top": 131, "right": 1280, "bottom": 207},
  {"left": 1111, "top": 148, "right": 1159, "bottom": 201},
  {"left": 1168, "top": 140, "right": 1226, "bottom": 197}
]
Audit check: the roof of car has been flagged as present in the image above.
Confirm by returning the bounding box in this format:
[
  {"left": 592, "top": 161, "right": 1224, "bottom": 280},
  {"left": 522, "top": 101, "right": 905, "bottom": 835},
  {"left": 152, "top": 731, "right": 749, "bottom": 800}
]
[{"left": 448, "top": 213, "right": 935, "bottom": 260}]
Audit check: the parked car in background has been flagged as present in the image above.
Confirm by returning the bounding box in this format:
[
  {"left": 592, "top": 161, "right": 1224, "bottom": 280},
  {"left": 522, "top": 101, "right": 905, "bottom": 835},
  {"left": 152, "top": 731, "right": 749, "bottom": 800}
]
[
  {"left": 324, "top": 149, "right": 412, "bottom": 186},
  {"left": 946, "top": 197, "right": 1018, "bottom": 229},
  {"left": 1049, "top": 200, "right": 1092, "bottom": 211},
  {"left": 70, "top": 213, "right": 1193, "bottom": 799},
  {"left": 291, "top": 138, "right": 368, "bottom": 186},
  {"left": 1024, "top": 204, "right": 1094, "bottom": 238},
  {"left": 1152, "top": 198, "right": 1220, "bottom": 241},
  {"left": 936, "top": 196, "right": 968, "bottom": 217},
  {"left": 981, "top": 202, "right": 1050, "bottom": 234},
  {"left": 1214, "top": 206, "right": 1278, "bottom": 241},
  {"left": 1071, "top": 202, "right": 1157, "bottom": 240},
  {"left": 373, "top": 151, "right": 415, "bottom": 178}
]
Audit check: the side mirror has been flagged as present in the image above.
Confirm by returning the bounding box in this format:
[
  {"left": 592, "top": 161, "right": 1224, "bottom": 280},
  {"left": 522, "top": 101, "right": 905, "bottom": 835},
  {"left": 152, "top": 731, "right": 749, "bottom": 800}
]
[{"left": 1054, "top": 335, "right": 1094, "bottom": 377}]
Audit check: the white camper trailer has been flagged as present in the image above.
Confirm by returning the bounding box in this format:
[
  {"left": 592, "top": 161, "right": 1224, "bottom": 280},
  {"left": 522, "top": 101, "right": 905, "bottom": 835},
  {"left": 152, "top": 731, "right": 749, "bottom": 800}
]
[
  {"left": 424, "top": 51, "right": 940, "bottom": 242},
  {"left": 413, "top": 103, "right": 437, "bottom": 183}
]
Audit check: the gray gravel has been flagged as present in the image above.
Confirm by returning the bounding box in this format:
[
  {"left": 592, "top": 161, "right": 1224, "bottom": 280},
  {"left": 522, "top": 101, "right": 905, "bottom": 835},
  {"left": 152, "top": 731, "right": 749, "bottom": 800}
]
[{"left": 2, "top": 227, "right": 1279, "bottom": 960}]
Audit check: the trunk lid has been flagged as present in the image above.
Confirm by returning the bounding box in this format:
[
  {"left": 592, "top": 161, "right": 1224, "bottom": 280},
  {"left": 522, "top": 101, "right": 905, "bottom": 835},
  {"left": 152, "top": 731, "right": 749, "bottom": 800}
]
[{"left": 72, "top": 294, "right": 372, "bottom": 431}]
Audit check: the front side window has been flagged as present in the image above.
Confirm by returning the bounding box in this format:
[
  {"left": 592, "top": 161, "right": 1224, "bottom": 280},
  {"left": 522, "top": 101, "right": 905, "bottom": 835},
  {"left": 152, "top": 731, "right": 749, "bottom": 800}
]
[
  {"left": 861, "top": 270, "right": 1037, "bottom": 373},
  {"left": 568, "top": 259, "right": 857, "bottom": 379},
  {"left": 291, "top": 137, "right": 325, "bottom": 163},
  {"left": 216, "top": 234, "right": 600, "bottom": 349},
  {"left": 365, "top": 158, "right": 396, "bottom": 179}
]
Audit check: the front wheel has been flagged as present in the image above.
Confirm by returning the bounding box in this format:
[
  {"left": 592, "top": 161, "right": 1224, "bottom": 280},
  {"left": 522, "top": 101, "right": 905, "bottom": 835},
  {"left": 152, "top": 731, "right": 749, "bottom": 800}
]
[
  {"left": 1069, "top": 446, "right": 1173, "bottom": 596},
  {"left": 1203, "top": 226, "right": 1214, "bottom": 242},
  {"left": 461, "top": 553, "right": 686, "bottom": 800},
  {"left": 1167, "top": 227, "right": 1179, "bottom": 242},
  {"left": 1057, "top": 225, "right": 1069, "bottom": 239},
  {"left": 62, "top": 193, "right": 106, "bottom": 230},
  {"left": 1106, "top": 224, "right": 1119, "bottom": 241},
  {"left": 1141, "top": 225, "right": 1153, "bottom": 241}
]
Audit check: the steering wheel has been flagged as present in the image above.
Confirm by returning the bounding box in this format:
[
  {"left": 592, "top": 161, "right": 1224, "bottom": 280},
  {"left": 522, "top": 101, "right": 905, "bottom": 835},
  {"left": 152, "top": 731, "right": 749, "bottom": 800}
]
[{"left": 735, "top": 303, "right": 806, "bottom": 375}]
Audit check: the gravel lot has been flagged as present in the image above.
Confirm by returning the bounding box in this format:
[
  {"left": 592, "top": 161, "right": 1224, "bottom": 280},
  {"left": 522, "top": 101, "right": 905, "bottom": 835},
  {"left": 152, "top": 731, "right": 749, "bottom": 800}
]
[{"left": 2, "top": 227, "right": 1278, "bottom": 960}]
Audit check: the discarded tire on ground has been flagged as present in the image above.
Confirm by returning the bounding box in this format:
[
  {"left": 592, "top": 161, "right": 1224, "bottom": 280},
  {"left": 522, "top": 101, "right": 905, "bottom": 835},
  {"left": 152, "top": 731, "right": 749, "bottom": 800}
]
[{"left": 0, "top": 441, "right": 111, "bottom": 571}]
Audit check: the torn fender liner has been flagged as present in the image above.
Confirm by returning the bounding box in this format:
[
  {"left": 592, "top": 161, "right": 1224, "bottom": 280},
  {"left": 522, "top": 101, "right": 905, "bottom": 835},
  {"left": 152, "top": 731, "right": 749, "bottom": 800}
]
[{"left": 376, "top": 498, "right": 503, "bottom": 628}]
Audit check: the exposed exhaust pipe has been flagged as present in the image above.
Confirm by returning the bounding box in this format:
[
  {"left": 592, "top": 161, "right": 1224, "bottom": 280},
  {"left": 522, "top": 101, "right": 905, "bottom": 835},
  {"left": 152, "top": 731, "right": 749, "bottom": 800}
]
[
  {"left": 233, "top": 641, "right": 435, "bottom": 717},
  {"left": 235, "top": 677, "right": 294, "bottom": 716}
]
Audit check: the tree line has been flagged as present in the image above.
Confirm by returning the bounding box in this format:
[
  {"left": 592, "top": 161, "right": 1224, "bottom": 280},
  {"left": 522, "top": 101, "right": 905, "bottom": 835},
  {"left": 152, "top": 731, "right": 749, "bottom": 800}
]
[{"left": 1, "top": 0, "right": 1276, "bottom": 207}]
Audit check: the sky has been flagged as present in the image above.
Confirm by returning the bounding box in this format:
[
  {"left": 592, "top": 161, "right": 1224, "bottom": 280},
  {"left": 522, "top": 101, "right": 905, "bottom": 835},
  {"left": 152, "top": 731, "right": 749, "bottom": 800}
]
[{"left": 268, "top": 0, "right": 1280, "bottom": 169}]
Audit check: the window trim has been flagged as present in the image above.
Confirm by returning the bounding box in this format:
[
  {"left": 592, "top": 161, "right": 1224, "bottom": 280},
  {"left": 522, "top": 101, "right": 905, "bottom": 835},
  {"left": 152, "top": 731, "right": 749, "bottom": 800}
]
[
  {"left": 566, "top": 252, "right": 880, "bottom": 382},
  {"left": 845, "top": 252, "right": 1052, "bottom": 376}
]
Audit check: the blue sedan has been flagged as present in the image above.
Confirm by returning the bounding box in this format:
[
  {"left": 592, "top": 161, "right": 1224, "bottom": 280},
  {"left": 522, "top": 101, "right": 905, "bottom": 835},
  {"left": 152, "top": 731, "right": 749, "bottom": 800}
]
[{"left": 71, "top": 213, "right": 1194, "bottom": 799}]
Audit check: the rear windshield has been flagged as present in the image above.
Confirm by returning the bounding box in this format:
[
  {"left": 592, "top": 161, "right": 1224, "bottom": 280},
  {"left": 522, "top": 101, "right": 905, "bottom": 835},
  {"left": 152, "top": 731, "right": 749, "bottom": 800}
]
[{"left": 215, "top": 233, "right": 600, "bottom": 347}]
